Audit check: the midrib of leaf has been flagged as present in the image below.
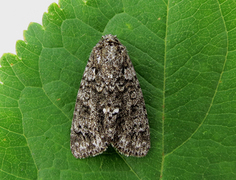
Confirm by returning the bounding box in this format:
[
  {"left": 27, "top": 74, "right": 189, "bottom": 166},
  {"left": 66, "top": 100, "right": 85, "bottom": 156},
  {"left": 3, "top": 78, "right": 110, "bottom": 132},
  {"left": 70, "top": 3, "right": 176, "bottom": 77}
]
[{"left": 160, "top": 1, "right": 169, "bottom": 179}]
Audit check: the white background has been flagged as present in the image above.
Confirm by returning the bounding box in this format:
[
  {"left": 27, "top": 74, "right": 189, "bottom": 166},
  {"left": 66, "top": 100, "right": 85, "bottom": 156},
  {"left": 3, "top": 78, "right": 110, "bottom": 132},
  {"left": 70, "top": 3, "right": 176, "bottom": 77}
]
[{"left": 0, "top": 0, "right": 57, "bottom": 58}]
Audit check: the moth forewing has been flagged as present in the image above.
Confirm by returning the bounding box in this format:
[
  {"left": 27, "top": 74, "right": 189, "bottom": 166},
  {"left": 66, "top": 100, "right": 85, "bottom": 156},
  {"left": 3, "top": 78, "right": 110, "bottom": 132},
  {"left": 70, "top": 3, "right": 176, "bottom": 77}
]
[{"left": 70, "top": 34, "right": 150, "bottom": 159}]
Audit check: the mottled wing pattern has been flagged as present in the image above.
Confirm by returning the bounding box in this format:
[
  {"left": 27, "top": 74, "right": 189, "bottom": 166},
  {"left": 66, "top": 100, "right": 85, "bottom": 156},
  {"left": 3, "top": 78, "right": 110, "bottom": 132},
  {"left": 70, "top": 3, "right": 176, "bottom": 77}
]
[
  {"left": 70, "top": 52, "right": 108, "bottom": 159},
  {"left": 70, "top": 34, "right": 150, "bottom": 158},
  {"left": 110, "top": 49, "right": 150, "bottom": 157}
]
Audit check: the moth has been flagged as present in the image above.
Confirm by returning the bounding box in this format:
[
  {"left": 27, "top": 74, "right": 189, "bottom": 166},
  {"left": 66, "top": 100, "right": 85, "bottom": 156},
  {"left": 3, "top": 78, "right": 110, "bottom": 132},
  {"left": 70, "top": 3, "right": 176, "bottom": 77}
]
[{"left": 70, "top": 34, "right": 150, "bottom": 158}]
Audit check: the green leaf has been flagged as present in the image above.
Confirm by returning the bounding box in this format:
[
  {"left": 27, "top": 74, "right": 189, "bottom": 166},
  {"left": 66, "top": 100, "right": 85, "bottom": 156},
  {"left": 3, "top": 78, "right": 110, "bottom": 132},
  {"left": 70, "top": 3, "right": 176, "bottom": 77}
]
[{"left": 0, "top": 0, "right": 236, "bottom": 179}]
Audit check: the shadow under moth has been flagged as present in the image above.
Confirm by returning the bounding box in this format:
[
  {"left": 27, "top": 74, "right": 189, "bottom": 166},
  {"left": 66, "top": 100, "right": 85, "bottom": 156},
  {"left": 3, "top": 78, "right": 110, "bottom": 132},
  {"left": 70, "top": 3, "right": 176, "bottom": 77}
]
[{"left": 70, "top": 34, "right": 150, "bottom": 158}]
